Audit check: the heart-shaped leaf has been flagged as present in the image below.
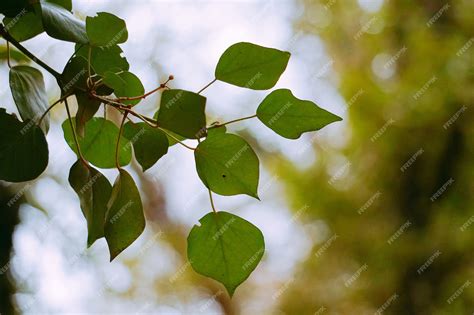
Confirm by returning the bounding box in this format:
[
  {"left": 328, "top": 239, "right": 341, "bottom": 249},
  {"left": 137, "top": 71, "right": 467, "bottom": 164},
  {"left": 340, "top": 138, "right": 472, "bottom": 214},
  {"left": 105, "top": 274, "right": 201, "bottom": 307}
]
[
  {"left": 60, "top": 56, "right": 88, "bottom": 95},
  {"left": 187, "top": 211, "right": 265, "bottom": 296},
  {"left": 0, "top": 108, "right": 48, "bottom": 182},
  {"left": 9, "top": 65, "right": 49, "bottom": 133},
  {"left": 256, "top": 89, "right": 342, "bottom": 139},
  {"left": 41, "top": 1, "right": 87, "bottom": 44},
  {"left": 156, "top": 89, "right": 207, "bottom": 139},
  {"left": 195, "top": 133, "right": 259, "bottom": 198},
  {"left": 215, "top": 42, "right": 290, "bottom": 90},
  {"left": 62, "top": 117, "right": 132, "bottom": 168},
  {"left": 86, "top": 12, "right": 127, "bottom": 46},
  {"left": 105, "top": 169, "right": 145, "bottom": 261},
  {"left": 3, "top": 9, "right": 44, "bottom": 42},
  {"left": 68, "top": 160, "right": 112, "bottom": 247},
  {"left": 75, "top": 44, "right": 129, "bottom": 76},
  {"left": 123, "top": 122, "right": 169, "bottom": 171}
]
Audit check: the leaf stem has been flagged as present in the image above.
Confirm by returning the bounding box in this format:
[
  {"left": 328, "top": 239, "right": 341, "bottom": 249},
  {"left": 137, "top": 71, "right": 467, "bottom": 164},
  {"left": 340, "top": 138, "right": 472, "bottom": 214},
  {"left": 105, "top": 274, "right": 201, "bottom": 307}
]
[
  {"left": 158, "top": 127, "right": 196, "bottom": 151},
  {"left": 115, "top": 112, "right": 129, "bottom": 169},
  {"left": 208, "top": 188, "right": 217, "bottom": 213},
  {"left": 65, "top": 98, "right": 88, "bottom": 166},
  {"left": 197, "top": 78, "right": 217, "bottom": 94},
  {"left": 207, "top": 114, "right": 257, "bottom": 129},
  {"left": 37, "top": 93, "right": 72, "bottom": 127},
  {"left": 0, "top": 23, "right": 61, "bottom": 80},
  {"left": 115, "top": 75, "right": 173, "bottom": 101}
]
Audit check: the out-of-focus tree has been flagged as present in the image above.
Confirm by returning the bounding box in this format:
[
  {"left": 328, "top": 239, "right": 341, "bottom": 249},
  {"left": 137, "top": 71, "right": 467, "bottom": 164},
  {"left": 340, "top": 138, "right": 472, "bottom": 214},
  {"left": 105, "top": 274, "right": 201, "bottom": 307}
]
[{"left": 274, "top": 0, "right": 473, "bottom": 314}]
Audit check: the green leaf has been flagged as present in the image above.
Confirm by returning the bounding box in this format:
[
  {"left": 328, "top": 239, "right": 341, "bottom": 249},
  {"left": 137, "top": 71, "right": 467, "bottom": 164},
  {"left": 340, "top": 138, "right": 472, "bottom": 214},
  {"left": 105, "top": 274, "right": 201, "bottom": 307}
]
[
  {"left": 207, "top": 125, "right": 227, "bottom": 137},
  {"left": 0, "top": 0, "right": 28, "bottom": 17},
  {"left": 195, "top": 133, "right": 259, "bottom": 198},
  {"left": 156, "top": 89, "right": 207, "bottom": 139},
  {"left": 45, "top": 0, "right": 72, "bottom": 11},
  {"left": 76, "top": 44, "right": 129, "bottom": 76},
  {"left": 9, "top": 65, "right": 50, "bottom": 133},
  {"left": 3, "top": 10, "right": 44, "bottom": 42},
  {"left": 0, "top": 108, "right": 48, "bottom": 182},
  {"left": 62, "top": 117, "right": 131, "bottom": 168},
  {"left": 41, "top": 2, "right": 87, "bottom": 44},
  {"left": 215, "top": 42, "right": 290, "bottom": 90},
  {"left": 60, "top": 55, "right": 88, "bottom": 95},
  {"left": 187, "top": 211, "right": 265, "bottom": 296},
  {"left": 68, "top": 160, "right": 112, "bottom": 247},
  {"left": 86, "top": 12, "right": 127, "bottom": 46},
  {"left": 256, "top": 89, "right": 342, "bottom": 139},
  {"left": 102, "top": 71, "right": 144, "bottom": 106},
  {"left": 105, "top": 169, "right": 145, "bottom": 261},
  {"left": 123, "top": 122, "right": 169, "bottom": 171},
  {"left": 75, "top": 92, "right": 101, "bottom": 138},
  {"left": 163, "top": 129, "right": 185, "bottom": 147}
]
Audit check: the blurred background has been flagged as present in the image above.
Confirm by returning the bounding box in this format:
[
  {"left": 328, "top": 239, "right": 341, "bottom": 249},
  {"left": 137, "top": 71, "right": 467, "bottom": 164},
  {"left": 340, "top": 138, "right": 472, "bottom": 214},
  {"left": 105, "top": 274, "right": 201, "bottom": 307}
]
[{"left": 1, "top": 0, "right": 473, "bottom": 314}]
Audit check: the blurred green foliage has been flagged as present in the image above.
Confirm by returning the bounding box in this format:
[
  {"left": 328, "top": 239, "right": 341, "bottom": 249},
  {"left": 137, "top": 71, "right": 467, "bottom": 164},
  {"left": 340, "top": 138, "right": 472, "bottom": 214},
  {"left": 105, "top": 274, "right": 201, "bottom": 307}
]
[{"left": 275, "top": 0, "right": 473, "bottom": 314}]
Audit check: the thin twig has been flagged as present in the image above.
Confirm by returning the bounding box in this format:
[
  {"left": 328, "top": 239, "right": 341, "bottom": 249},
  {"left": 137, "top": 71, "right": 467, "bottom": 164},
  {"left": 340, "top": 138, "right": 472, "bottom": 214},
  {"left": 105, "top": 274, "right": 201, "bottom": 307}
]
[
  {"left": 114, "top": 75, "right": 174, "bottom": 101},
  {"left": 6, "top": 40, "right": 11, "bottom": 68},
  {"left": 65, "top": 99, "right": 88, "bottom": 166},
  {"left": 208, "top": 189, "right": 217, "bottom": 213},
  {"left": 197, "top": 78, "right": 217, "bottom": 94},
  {"left": 115, "top": 112, "right": 128, "bottom": 169},
  {"left": 158, "top": 127, "right": 196, "bottom": 151},
  {"left": 38, "top": 93, "right": 72, "bottom": 127},
  {"left": 0, "top": 23, "right": 61, "bottom": 79},
  {"left": 207, "top": 114, "right": 257, "bottom": 129}
]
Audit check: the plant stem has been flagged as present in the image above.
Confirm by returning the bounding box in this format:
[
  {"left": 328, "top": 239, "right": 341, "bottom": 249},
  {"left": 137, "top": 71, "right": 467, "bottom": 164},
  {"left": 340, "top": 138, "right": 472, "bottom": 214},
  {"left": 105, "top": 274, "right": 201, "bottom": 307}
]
[
  {"left": 65, "top": 98, "right": 88, "bottom": 166},
  {"left": 207, "top": 114, "right": 257, "bottom": 129},
  {"left": 158, "top": 127, "right": 196, "bottom": 151},
  {"left": 37, "top": 93, "right": 72, "bottom": 127},
  {"left": 208, "top": 189, "right": 217, "bottom": 213},
  {"left": 0, "top": 23, "right": 61, "bottom": 80},
  {"left": 197, "top": 78, "right": 217, "bottom": 94},
  {"left": 115, "top": 76, "right": 173, "bottom": 101},
  {"left": 115, "top": 112, "right": 128, "bottom": 169}
]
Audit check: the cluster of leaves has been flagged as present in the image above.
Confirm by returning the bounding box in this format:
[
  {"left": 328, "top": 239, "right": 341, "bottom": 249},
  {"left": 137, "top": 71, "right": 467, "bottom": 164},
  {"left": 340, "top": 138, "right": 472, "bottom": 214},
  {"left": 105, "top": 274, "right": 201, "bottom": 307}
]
[{"left": 0, "top": 0, "right": 341, "bottom": 296}]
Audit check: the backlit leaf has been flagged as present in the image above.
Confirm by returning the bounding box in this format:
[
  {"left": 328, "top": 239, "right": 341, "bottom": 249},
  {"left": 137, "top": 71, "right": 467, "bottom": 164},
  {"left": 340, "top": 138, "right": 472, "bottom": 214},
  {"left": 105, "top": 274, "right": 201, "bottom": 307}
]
[
  {"left": 215, "top": 42, "right": 290, "bottom": 90},
  {"left": 187, "top": 211, "right": 265, "bottom": 296},
  {"left": 68, "top": 160, "right": 112, "bottom": 247},
  {"left": 123, "top": 122, "right": 169, "bottom": 171},
  {"left": 195, "top": 133, "right": 259, "bottom": 198},
  {"left": 256, "top": 89, "right": 342, "bottom": 139},
  {"left": 86, "top": 12, "right": 127, "bottom": 46},
  {"left": 105, "top": 169, "right": 145, "bottom": 261},
  {"left": 62, "top": 117, "right": 131, "bottom": 168},
  {"left": 76, "top": 44, "right": 129, "bottom": 76},
  {"left": 156, "top": 89, "right": 207, "bottom": 139},
  {"left": 102, "top": 71, "right": 144, "bottom": 106}
]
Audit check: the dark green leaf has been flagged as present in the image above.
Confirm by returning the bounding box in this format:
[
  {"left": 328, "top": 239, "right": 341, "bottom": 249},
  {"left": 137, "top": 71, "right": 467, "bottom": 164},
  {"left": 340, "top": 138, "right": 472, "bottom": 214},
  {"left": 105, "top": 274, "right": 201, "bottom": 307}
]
[
  {"left": 86, "top": 12, "right": 127, "bottom": 46},
  {"left": 76, "top": 44, "right": 129, "bottom": 76},
  {"left": 195, "top": 133, "right": 259, "bottom": 198},
  {"left": 68, "top": 160, "right": 112, "bottom": 247},
  {"left": 41, "top": 2, "right": 87, "bottom": 44},
  {"left": 105, "top": 169, "right": 145, "bottom": 261},
  {"left": 0, "top": 108, "right": 48, "bottom": 182},
  {"left": 123, "top": 122, "right": 168, "bottom": 171},
  {"left": 3, "top": 10, "right": 44, "bottom": 42},
  {"left": 9, "top": 65, "right": 49, "bottom": 133},
  {"left": 215, "top": 42, "right": 290, "bottom": 90},
  {"left": 75, "top": 92, "right": 101, "bottom": 138},
  {"left": 60, "top": 55, "right": 88, "bottom": 95},
  {"left": 62, "top": 117, "right": 132, "bottom": 168},
  {"left": 187, "top": 211, "right": 265, "bottom": 296},
  {"left": 156, "top": 89, "right": 207, "bottom": 139},
  {"left": 102, "top": 71, "right": 144, "bottom": 106},
  {"left": 163, "top": 129, "right": 185, "bottom": 147},
  {"left": 256, "top": 89, "right": 342, "bottom": 139},
  {"left": 0, "top": 0, "right": 28, "bottom": 17}
]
